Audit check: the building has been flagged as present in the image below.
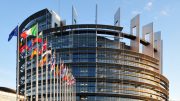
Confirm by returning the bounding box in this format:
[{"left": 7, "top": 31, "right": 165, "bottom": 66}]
[
  {"left": 18, "top": 8, "right": 76, "bottom": 101},
  {"left": 17, "top": 8, "right": 169, "bottom": 101},
  {"left": 0, "top": 87, "right": 24, "bottom": 101}
]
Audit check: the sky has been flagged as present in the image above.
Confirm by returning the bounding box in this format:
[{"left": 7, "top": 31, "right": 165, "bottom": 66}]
[{"left": 0, "top": 0, "right": 179, "bottom": 100}]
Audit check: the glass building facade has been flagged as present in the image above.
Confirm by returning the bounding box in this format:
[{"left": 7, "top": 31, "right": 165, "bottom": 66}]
[{"left": 18, "top": 9, "right": 169, "bottom": 101}]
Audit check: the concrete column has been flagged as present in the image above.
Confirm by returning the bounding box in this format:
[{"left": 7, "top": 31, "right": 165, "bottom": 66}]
[
  {"left": 154, "top": 31, "right": 163, "bottom": 74},
  {"left": 130, "top": 14, "right": 140, "bottom": 52},
  {"left": 142, "top": 22, "right": 154, "bottom": 57}
]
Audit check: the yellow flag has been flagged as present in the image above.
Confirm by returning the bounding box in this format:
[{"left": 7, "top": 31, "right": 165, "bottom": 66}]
[{"left": 56, "top": 64, "right": 59, "bottom": 75}]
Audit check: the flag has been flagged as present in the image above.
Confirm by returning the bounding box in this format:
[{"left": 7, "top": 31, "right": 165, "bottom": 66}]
[
  {"left": 20, "top": 42, "right": 22, "bottom": 47},
  {"left": 62, "top": 67, "right": 68, "bottom": 81},
  {"left": 30, "top": 48, "right": 37, "bottom": 59},
  {"left": 61, "top": 65, "right": 66, "bottom": 78},
  {"left": 70, "top": 76, "right": 76, "bottom": 85},
  {"left": 59, "top": 62, "right": 64, "bottom": 76},
  {"left": 67, "top": 74, "right": 75, "bottom": 85},
  {"left": 51, "top": 54, "right": 55, "bottom": 72},
  {"left": 42, "top": 40, "right": 47, "bottom": 51},
  {"left": 33, "top": 37, "right": 42, "bottom": 43},
  {"left": 20, "top": 44, "right": 28, "bottom": 53},
  {"left": 66, "top": 72, "right": 71, "bottom": 81},
  {"left": 30, "top": 24, "right": 38, "bottom": 36},
  {"left": 20, "top": 24, "right": 38, "bottom": 39},
  {"left": 20, "top": 52, "right": 26, "bottom": 59},
  {"left": 27, "top": 40, "right": 33, "bottom": 50},
  {"left": 39, "top": 56, "right": 47, "bottom": 67},
  {"left": 54, "top": 64, "right": 59, "bottom": 76},
  {"left": 38, "top": 49, "right": 43, "bottom": 55},
  {"left": 42, "top": 50, "right": 51, "bottom": 57},
  {"left": 8, "top": 25, "right": 18, "bottom": 42},
  {"left": 20, "top": 30, "right": 29, "bottom": 39},
  {"left": 38, "top": 31, "right": 43, "bottom": 38}
]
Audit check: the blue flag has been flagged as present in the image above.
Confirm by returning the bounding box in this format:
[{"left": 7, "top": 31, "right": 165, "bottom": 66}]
[
  {"left": 27, "top": 40, "right": 33, "bottom": 50},
  {"left": 8, "top": 25, "right": 18, "bottom": 42}
]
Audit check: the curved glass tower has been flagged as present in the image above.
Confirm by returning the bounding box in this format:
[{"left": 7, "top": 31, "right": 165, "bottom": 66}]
[{"left": 17, "top": 9, "right": 169, "bottom": 101}]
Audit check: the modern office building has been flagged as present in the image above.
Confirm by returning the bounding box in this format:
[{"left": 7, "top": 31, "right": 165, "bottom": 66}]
[{"left": 17, "top": 8, "right": 169, "bottom": 101}]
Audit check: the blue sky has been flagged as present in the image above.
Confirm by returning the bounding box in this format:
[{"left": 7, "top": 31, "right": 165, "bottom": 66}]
[{"left": 0, "top": 0, "right": 179, "bottom": 100}]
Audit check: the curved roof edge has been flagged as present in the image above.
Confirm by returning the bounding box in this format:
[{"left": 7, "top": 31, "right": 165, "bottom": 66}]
[
  {"left": 19, "top": 8, "right": 50, "bottom": 32},
  {"left": 0, "top": 87, "right": 16, "bottom": 94},
  {"left": 43, "top": 24, "right": 151, "bottom": 47}
]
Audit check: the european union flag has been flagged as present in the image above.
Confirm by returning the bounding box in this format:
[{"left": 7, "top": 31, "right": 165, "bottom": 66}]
[{"left": 8, "top": 25, "right": 18, "bottom": 42}]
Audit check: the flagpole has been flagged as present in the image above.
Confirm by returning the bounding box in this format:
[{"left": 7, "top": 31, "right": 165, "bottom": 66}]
[
  {"left": 24, "top": 37, "right": 27, "bottom": 101},
  {"left": 45, "top": 9, "right": 48, "bottom": 101},
  {"left": 59, "top": 61, "right": 62, "bottom": 101},
  {"left": 53, "top": 49, "right": 56, "bottom": 101},
  {"left": 65, "top": 67, "right": 68, "bottom": 101},
  {"left": 66, "top": 66, "right": 68, "bottom": 101},
  {"left": 68, "top": 74, "right": 69, "bottom": 101},
  {"left": 71, "top": 84, "right": 74, "bottom": 101},
  {"left": 71, "top": 78, "right": 73, "bottom": 101},
  {"left": 74, "top": 76, "right": 76, "bottom": 101},
  {"left": 71, "top": 74, "right": 73, "bottom": 101},
  {"left": 35, "top": 23, "right": 39, "bottom": 101},
  {"left": 62, "top": 65, "right": 65, "bottom": 101},
  {"left": 67, "top": 72, "right": 69, "bottom": 101},
  {"left": 30, "top": 54, "right": 33, "bottom": 101},
  {"left": 30, "top": 42, "right": 33, "bottom": 101},
  {"left": 50, "top": 44, "right": 53, "bottom": 101},
  {"left": 63, "top": 77, "right": 64, "bottom": 101},
  {"left": 16, "top": 25, "right": 19, "bottom": 101},
  {"left": 56, "top": 58, "right": 60, "bottom": 101},
  {"left": 50, "top": 69, "right": 52, "bottom": 101},
  {"left": 71, "top": 79, "right": 75, "bottom": 101},
  {"left": 45, "top": 36, "right": 48, "bottom": 101},
  {"left": 64, "top": 67, "right": 66, "bottom": 101},
  {"left": 41, "top": 32, "right": 44, "bottom": 101},
  {"left": 65, "top": 66, "right": 69, "bottom": 101},
  {"left": 69, "top": 77, "right": 71, "bottom": 101}
]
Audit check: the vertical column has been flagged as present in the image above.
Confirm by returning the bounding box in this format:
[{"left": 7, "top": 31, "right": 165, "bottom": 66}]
[
  {"left": 142, "top": 22, "right": 154, "bottom": 57},
  {"left": 30, "top": 56, "right": 33, "bottom": 101},
  {"left": 95, "top": 4, "right": 98, "bottom": 24},
  {"left": 154, "top": 31, "right": 163, "bottom": 74},
  {"left": 53, "top": 50, "right": 56, "bottom": 101},
  {"left": 35, "top": 24, "right": 39, "bottom": 101},
  {"left": 56, "top": 56, "right": 59, "bottom": 101},
  {"left": 16, "top": 26, "right": 20, "bottom": 101},
  {"left": 45, "top": 36, "right": 48, "bottom": 101},
  {"left": 72, "top": 6, "right": 78, "bottom": 25},
  {"left": 114, "top": 7, "right": 120, "bottom": 26},
  {"left": 41, "top": 32, "right": 44, "bottom": 101},
  {"left": 130, "top": 14, "right": 140, "bottom": 52},
  {"left": 59, "top": 62, "right": 62, "bottom": 101},
  {"left": 50, "top": 67, "right": 52, "bottom": 101},
  {"left": 24, "top": 39, "right": 27, "bottom": 101}
]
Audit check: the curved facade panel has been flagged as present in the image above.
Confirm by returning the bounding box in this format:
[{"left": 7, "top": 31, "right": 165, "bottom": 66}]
[
  {"left": 18, "top": 9, "right": 169, "bottom": 101},
  {"left": 50, "top": 30, "right": 168, "bottom": 101}
]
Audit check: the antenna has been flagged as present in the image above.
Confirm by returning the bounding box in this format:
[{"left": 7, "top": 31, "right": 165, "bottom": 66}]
[
  {"left": 58, "top": 0, "right": 60, "bottom": 16},
  {"left": 95, "top": 4, "right": 98, "bottom": 24}
]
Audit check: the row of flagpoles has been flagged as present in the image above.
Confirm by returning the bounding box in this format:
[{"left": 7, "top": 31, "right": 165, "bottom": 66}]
[{"left": 8, "top": 23, "right": 76, "bottom": 101}]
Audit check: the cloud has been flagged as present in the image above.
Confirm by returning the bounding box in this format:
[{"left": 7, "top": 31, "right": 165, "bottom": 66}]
[
  {"left": 154, "top": 9, "right": 170, "bottom": 21},
  {"left": 132, "top": 1, "right": 153, "bottom": 16},
  {"left": 160, "top": 10, "right": 168, "bottom": 16},
  {"left": 144, "top": 1, "right": 153, "bottom": 11}
]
